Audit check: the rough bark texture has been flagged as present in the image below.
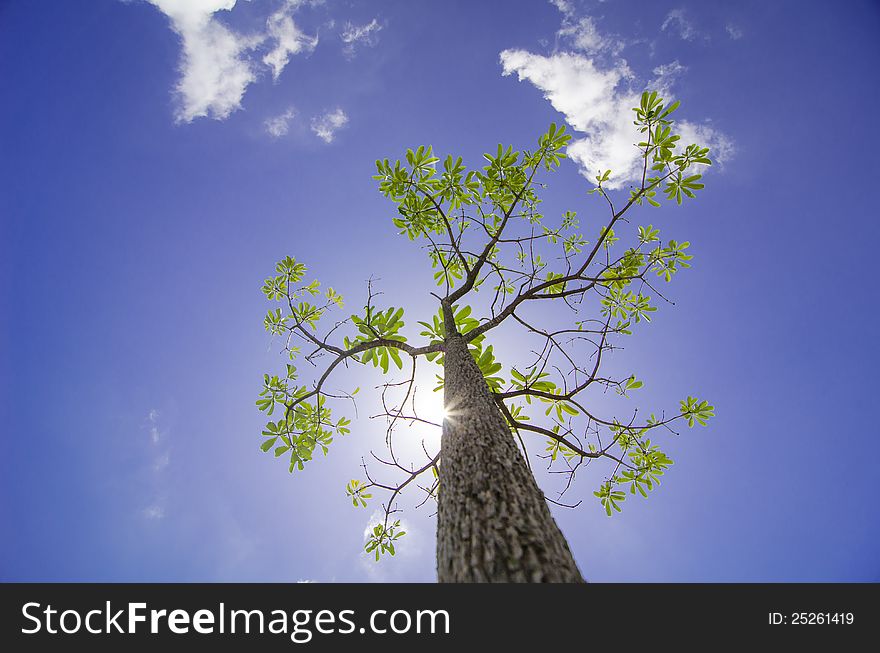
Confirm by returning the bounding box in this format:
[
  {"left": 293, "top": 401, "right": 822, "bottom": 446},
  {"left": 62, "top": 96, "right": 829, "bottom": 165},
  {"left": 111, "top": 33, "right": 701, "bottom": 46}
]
[{"left": 436, "top": 332, "right": 585, "bottom": 582}]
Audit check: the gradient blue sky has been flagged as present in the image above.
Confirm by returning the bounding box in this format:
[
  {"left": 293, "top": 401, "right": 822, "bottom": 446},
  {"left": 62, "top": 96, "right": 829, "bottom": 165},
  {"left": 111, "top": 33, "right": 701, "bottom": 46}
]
[{"left": 2, "top": 0, "right": 878, "bottom": 582}]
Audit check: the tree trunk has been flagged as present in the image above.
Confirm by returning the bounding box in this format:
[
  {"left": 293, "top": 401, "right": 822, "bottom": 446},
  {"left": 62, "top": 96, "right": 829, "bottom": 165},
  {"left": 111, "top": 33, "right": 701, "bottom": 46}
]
[{"left": 436, "top": 331, "right": 585, "bottom": 582}]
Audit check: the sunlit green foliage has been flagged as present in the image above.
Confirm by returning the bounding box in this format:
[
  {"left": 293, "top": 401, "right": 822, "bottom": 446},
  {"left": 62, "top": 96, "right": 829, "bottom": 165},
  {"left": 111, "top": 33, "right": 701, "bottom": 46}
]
[
  {"left": 345, "top": 479, "right": 372, "bottom": 508},
  {"left": 365, "top": 520, "right": 405, "bottom": 561},
  {"left": 257, "top": 91, "right": 716, "bottom": 561}
]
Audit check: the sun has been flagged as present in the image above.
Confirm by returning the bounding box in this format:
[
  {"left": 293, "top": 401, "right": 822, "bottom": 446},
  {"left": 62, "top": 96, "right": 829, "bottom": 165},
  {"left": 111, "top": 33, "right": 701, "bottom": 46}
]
[{"left": 416, "top": 390, "right": 447, "bottom": 427}]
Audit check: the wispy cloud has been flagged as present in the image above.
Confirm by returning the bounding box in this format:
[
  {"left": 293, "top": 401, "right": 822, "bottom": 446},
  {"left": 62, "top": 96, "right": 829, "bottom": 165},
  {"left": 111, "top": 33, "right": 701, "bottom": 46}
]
[
  {"left": 500, "top": 4, "right": 733, "bottom": 189},
  {"left": 549, "top": 0, "right": 615, "bottom": 18},
  {"left": 143, "top": 505, "right": 165, "bottom": 520},
  {"left": 153, "top": 452, "right": 171, "bottom": 472},
  {"left": 311, "top": 108, "right": 348, "bottom": 143},
  {"left": 661, "top": 8, "right": 707, "bottom": 42},
  {"left": 341, "top": 18, "right": 382, "bottom": 57},
  {"left": 264, "top": 107, "right": 296, "bottom": 138},
  {"left": 677, "top": 120, "right": 735, "bottom": 165},
  {"left": 263, "top": 1, "right": 319, "bottom": 81},
  {"left": 147, "top": 408, "right": 163, "bottom": 444},
  {"left": 549, "top": 0, "right": 574, "bottom": 14},
  {"left": 142, "top": 408, "right": 171, "bottom": 519},
  {"left": 551, "top": 1, "right": 622, "bottom": 56},
  {"left": 559, "top": 16, "right": 622, "bottom": 54},
  {"left": 358, "top": 510, "right": 426, "bottom": 582},
  {"left": 146, "top": 0, "right": 316, "bottom": 123},
  {"left": 147, "top": 408, "right": 162, "bottom": 443},
  {"left": 652, "top": 60, "right": 686, "bottom": 92},
  {"left": 725, "top": 23, "right": 743, "bottom": 40}
]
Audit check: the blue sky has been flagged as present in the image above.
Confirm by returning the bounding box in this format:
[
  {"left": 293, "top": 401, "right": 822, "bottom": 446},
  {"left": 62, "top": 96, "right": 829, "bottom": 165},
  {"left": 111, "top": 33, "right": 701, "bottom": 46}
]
[{"left": 1, "top": 0, "right": 878, "bottom": 582}]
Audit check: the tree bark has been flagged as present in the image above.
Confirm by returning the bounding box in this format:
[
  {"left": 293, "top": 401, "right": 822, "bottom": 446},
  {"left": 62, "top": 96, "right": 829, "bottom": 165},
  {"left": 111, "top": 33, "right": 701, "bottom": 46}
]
[{"left": 436, "top": 329, "right": 585, "bottom": 582}]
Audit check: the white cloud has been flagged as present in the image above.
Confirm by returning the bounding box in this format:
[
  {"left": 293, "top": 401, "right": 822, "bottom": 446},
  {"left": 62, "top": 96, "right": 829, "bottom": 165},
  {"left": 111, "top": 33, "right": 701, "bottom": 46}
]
[
  {"left": 144, "top": 505, "right": 165, "bottom": 520},
  {"left": 726, "top": 23, "right": 743, "bottom": 40},
  {"left": 501, "top": 50, "right": 643, "bottom": 187},
  {"left": 146, "top": 0, "right": 317, "bottom": 123},
  {"left": 147, "top": 409, "right": 169, "bottom": 465},
  {"left": 311, "top": 108, "right": 348, "bottom": 143},
  {"left": 142, "top": 408, "right": 171, "bottom": 518},
  {"left": 558, "top": 16, "right": 616, "bottom": 54},
  {"left": 549, "top": 1, "right": 623, "bottom": 56},
  {"left": 148, "top": 0, "right": 258, "bottom": 123},
  {"left": 549, "top": 0, "right": 575, "bottom": 16},
  {"left": 677, "top": 120, "right": 736, "bottom": 166},
  {"left": 147, "top": 408, "right": 162, "bottom": 443},
  {"left": 500, "top": 12, "right": 733, "bottom": 188},
  {"left": 264, "top": 107, "right": 296, "bottom": 137},
  {"left": 341, "top": 18, "right": 382, "bottom": 57},
  {"left": 153, "top": 452, "right": 171, "bottom": 472},
  {"left": 661, "top": 8, "right": 705, "bottom": 42},
  {"left": 652, "top": 60, "right": 686, "bottom": 93},
  {"left": 263, "top": 1, "right": 318, "bottom": 81}
]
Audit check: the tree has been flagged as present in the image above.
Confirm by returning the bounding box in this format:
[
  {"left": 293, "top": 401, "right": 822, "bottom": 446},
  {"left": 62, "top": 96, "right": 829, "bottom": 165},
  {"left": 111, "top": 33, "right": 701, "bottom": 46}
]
[{"left": 256, "top": 91, "right": 715, "bottom": 583}]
